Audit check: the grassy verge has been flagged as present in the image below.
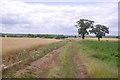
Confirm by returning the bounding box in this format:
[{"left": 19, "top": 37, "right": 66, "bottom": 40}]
[
  {"left": 80, "top": 40, "right": 118, "bottom": 65},
  {"left": 75, "top": 40, "right": 118, "bottom": 78},
  {"left": 31, "top": 41, "right": 67, "bottom": 60},
  {"left": 2, "top": 40, "right": 63, "bottom": 66},
  {"left": 48, "top": 43, "right": 75, "bottom": 78},
  {"left": 2, "top": 41, "right": 67, "bottom": 78}
]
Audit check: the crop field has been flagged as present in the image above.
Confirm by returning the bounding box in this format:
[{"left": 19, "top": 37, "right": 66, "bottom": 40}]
[
  {"left": 1, "top": 0, "right": 119, "bottom": 79},
  {"left": 1, "top": 38, "right": 62, "bottom": 66},
  {"left": 85, "top": 38, "right": 119, "bottom": 42},
  {"left": 68, "top": 37, "right": 119, "bottom": 42},
  {"left": 2, "top": 38, "right": 61, "bottom": 56},
  {"left": 2, "top": 38, "right": 119, "bottom": 78},
  {"left": 76, "top": 40, "right": 118, "bottom": 78}
]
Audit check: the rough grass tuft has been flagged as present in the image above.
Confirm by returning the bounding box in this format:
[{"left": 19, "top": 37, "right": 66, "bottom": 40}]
[{"left": 75, "top": 41, "right": 118, "bottom": 78}]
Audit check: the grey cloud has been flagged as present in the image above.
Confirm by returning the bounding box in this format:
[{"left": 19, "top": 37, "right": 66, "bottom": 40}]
[
  {"left": 1, "top": 0, "right": 118, "bottom": 35},
  {"left": 2, "top": 13, "right": 31, "bottom": 24}
]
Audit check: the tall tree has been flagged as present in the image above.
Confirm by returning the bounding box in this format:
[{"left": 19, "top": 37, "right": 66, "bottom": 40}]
[
  {"left": 89, "top": 24, "right": 109, "bottom": 41},
  {"left": 75, "top": 19, "right": 94, "bottom": 39}
]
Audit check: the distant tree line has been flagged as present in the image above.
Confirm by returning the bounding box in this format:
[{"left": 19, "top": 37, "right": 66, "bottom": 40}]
[{"left": 1, "top": 33, "right": 66, "bottom": 39}]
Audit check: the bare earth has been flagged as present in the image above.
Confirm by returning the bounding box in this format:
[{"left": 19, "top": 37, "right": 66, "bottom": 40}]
[
  {"left": 15, "top": 46, "right": 64, "bottom": 78},
  {"left": 71, "top": 44, "right": 90, "bottom": 78},
  {"left": 14, "top": 42, "right": 90, "bottom": 78},
  {"left": 2, "top": 38, "right": 118, "bottom": 78}
]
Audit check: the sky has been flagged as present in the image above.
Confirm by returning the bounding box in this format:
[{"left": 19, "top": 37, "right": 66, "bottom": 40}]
[{"left": 0, "top": 0, "right": 119, "bottom": 36}]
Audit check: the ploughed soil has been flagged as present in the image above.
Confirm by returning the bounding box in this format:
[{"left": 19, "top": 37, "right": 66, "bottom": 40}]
[{"left": 14, "top": 42, "right": 90, "bottom": 78}]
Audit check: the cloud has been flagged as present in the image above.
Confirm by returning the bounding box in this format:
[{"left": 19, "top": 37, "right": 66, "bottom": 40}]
[
  {"left": 1, "top": 0, "right": 118, "bottom": 35},
  {"left": 14, "top": 0, "right": 119, "bottom": 2}
]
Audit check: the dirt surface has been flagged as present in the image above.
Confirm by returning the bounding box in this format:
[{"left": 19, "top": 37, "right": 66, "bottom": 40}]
[
  {"left": 15, "top": 46, "right": 64, "bottom": 78},
  {"left": 14, "top": 42, "right": 90, "bottom": 78},
  {"left": 71, "top": 44, "right": 90, "bottom": 78}
]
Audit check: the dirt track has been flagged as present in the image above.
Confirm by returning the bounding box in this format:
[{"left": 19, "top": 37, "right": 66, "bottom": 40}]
[
  {"left": 15, "top": 47, "right": 63, "bottom": 78},
  {"left": 14, "top": 42, "right": 90, "bottom": 78},
  {"left": 71, "top": 44, "right": 90, "bottom": 78}
]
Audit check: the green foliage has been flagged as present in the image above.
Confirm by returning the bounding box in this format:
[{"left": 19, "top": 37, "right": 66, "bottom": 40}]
[
  {"left": 31, "top": 41, "right": 67, "bottom": 60},
  {"left": 27, "top": 34, "right": 34, "bottom": 37},
  {"left": 79, "top": 40, "right": 118, "bottom": 65},
  {"left": 1, "top": 33, "right": 66, "bottom": 39},
  {"left": 89, "top": 24, "right": 109, "bottom": 41},
  {"left": 16, "top": 73, "right": 35, "bottom": 78},
  {"left": 75, "top": 19, "right": 94, "bottom": 39},
  {"left": 75, "top": 19, "right": 109, "bottom": 41},
  {"left": 35, "top": 34, "right": 65, "bottom": 39}
]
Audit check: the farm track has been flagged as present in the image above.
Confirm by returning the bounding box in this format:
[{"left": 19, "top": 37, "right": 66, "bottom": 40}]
[
  {"left": 2, "top": 38, "right": 118, "bottom": 78},
  {"left": 71, "top": 43, "right": 90, "bottom": 78},
  {"left": 15, "top": 46, "right": 64, "bottom": 77},
  {"left": 14, "top": 41, "right": 90, "bottom": 78}
]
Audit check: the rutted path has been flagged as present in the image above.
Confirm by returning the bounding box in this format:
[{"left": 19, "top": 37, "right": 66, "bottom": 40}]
[
  {"left": 15, "top": 47, "right": 64, "bottom": 78},
  {"left": 71, "top": 43, "right": 90, "bottom": 78},
  {"left": 14, "top": 41, "right": 90, "bottom": 78}
]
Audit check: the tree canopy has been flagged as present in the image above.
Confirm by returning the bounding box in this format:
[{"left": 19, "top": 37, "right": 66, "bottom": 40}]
[
  {"left": 75, "top": 19, "right": 94, "bottom": 39},
  {"left": 75, "top": 19, "right": 109, "bottom": 41},
  {"left": 89, "top": 24, "right": 109, "bottom": 41}
]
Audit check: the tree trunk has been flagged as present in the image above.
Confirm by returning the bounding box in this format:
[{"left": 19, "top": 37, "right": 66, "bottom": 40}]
[
  {"left": 82, "top": 34, "right": 85, "bottom": 39},
  {"left": 98, "top": 37, "right": 100, "bottom": 41}
]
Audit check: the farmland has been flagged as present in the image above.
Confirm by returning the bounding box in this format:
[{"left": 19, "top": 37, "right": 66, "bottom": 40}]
[
  {"left": 85, "top": 38, "right": 119, "bottom": 42},
  {"left": 1, "top": 37, "right": 119, "bottom": 78},
  {"left": 76, "top": 40, "right": 118, "bottom": 78},
  {"left": 1, "top": 0, "right": 119, "bottom": 79},
  {"left": 2, "top": 38, "right": 62, "bottom": 66},
  {"left": 2, "top": 37, "right": 61, "bottom": 56}
]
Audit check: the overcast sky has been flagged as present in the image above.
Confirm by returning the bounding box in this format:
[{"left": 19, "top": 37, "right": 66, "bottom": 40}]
[{"left": 0, "top": 0, "right": 118, "bottom": 36}]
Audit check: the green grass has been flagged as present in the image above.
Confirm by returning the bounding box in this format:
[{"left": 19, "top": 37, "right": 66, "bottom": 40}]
[
  {"left": 31, "top": 41, "right": 67, "bottom": 60},
  {"left": 3, "top": 40, "right": 119, "bottom": 78},
  {"left": 16, "top": 68, "right": 36, "bottom": 78},
  {"left": 16, "top": 73, "right": 35, "bottom": 78},
  {"left": 75, "top": 40, "right": 118, "bottom": 78},
  {"left": 79, "top": 40, "right": 118, "bottom": 65},
  {"left": 48, "top": 43, "right": 75, "bottom": 78}
]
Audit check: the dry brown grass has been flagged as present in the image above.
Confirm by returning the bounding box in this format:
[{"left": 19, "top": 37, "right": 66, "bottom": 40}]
[
  {"left": 1, "top": 37, "right": 61, "bottom": 66},
  {"left": 66, "top": 38, "right": 81, "bottom": 41},
  {"left": 67, "top": 37, "right": 119, "bottom": 42},
  {"left": 2, "top": 37, "right": 61, "bottom": 56},
  {"left": 85, "top": 38, "right": 119, "bottom": 41}
]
